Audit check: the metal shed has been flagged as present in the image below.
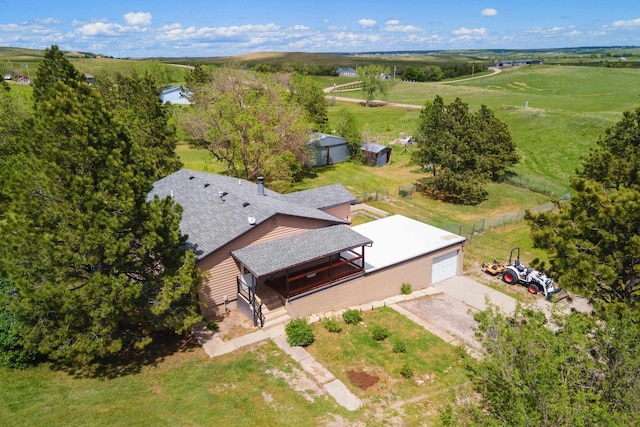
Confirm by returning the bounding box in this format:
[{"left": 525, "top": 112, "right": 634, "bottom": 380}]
[
  {"left": 361, "top": 142, "right": 392, "bottom": 167},
  {"left": 308, "top": 133, "right": 350, "bottom": 167}
]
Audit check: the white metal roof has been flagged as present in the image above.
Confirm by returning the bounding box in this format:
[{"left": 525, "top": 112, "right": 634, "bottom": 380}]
[{"left": 352, "top": 215, "right": 465, "bottom": 273}]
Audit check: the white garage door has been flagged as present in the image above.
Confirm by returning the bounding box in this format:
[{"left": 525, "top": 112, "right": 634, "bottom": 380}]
[{"left": 432, "top": 251, "right": 458, "bottom": 285}]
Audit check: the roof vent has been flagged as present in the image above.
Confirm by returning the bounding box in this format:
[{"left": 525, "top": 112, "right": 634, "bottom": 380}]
[
  {"left": 242, "top": 202, "right": 250, "bottom": 208},
  {"left": 257, "top": 176, "right": 265, "bottom": 196},
  {"left": 204, "top": 183, "right": 210, "bottom": 188},
  {"left": 189, "top": 176, "right": 195, "bottom": 180}
]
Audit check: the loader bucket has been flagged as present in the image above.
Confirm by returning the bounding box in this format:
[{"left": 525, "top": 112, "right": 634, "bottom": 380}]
[{"left": 550, "top": 289, "right": 570, "bottom": 302}]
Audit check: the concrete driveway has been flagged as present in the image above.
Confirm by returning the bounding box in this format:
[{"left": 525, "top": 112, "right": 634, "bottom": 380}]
[
  {"left": 397, "top": 276, "right": 591, "bottom": 355},
  {"left": 398, "top": 276, "right": 515, "bottom": 354}
]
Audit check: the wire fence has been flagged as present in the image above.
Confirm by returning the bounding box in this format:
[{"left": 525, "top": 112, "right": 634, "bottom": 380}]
[
  {"left": 445, "top": 192, "right": 571, "bottom": 241},
  {"left": 355, "top": 184, "right": 570, "bottom": 241}
]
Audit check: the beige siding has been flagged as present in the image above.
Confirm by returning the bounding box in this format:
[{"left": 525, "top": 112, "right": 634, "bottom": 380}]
[
  {"left": 286, "top": 245, "right": 464, "bottom": 319},
  {"left": 322, "top": 205, "right": 351, "bottom": 222},
  {"left": 198, "top": 215, "right": 338, "bottom": 318}
]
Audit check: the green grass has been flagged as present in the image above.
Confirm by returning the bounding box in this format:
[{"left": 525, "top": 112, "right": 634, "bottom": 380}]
[
  {"left": 1, "top": 310, "right": 469, "bottom": 426},
  {"left": 308, "top": 307, "right": 469, "bottom": 425},
  {"left": 0, "top": 342, "right": 352, "bottom": 426},
  {"left": 325, "top": 65, "right": 640, "bottom": 195}
]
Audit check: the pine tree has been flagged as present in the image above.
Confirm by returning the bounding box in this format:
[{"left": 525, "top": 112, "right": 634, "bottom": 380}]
[{"left": 0, "top": 46, "right": 201, "bottom": 364}]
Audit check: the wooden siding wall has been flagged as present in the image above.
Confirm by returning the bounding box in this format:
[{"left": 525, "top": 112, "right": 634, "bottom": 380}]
[
  {"left": 285, "top": 246, "right": 463, "bottom": 319},
  {"left": 198, "top": 215, "right": 337, "bottom": 318}
]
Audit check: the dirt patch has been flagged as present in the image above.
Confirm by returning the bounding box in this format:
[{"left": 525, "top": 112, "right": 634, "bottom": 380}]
[
  {"left": 266, "top": 365, "right": 325, "bottom": 402},
  {"left": 348, "top": 370, "right": 379, "bottom": 390},
  {"left": 210, "top": 309, "right": 255, "bottom": 340}
]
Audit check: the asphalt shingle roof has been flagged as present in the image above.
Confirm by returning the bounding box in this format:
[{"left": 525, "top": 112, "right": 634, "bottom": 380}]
[
  {"left": 148, "top": 169, "right": 351, "bottom": 259},
  {"left": 280, "top": 183, "right": 356, "bottom": 210},
  {"left": 231, "top": 224, "right": 373, "bottom": 277}
]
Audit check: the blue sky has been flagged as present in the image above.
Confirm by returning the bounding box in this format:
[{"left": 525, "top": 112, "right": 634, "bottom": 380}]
[{"left": 1, "top": 1, "right": 639, "bottom": 57}]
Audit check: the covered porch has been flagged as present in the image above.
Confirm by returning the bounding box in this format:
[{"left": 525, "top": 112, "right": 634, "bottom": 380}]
[{"left": 231, "top": 225, "right": 373, "bottom": 302}]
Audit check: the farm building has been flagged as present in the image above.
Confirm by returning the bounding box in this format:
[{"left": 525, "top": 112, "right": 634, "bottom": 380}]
[
  {"left": 148, "top": 170, "right": 466, "bottom": 326},
  {"left": 307, "top": 133, "right": 350, "bottom": 166},
  {"left": 361, "top": 142, "right": 392, "bottom": 167},
  {"left": 160, "top": 86, "right": 191, "bottom": 104},
  {"left": 337, "top": 67, "right": 357, "bottom": 77}
]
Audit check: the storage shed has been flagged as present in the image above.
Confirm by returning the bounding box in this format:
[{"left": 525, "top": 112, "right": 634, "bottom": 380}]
[
  {"left": 361, "top": 142, "right": 392, "bottom": 167},
  {"left": 308, "top": 133, "right": 350, "bottom": 167}
]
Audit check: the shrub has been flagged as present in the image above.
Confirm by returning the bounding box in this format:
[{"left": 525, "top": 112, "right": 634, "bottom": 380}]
[
  {"left": 400, "top": 364, "right": 413, "bottom": 379},
  {"left": 206, "top": 321, "right": 219, "bottom": 332},
  {"left": 0, "top": 278, "right": 35, "bottom": 369},
  {"left": 285, "top": 318, "right": 315, "bottom": 347},
  {"left": 322, "top": 317, "right": 343, "bottom": 333},
  {"left": 342, "top": 309, "right": 362, "bottom": 325},
  {"left": 400, "top": 282, "right": 412, "bottom": 295},
  {"left": 370, "top": 325, "right": 390, "bottom": 341},
  {"left": 393, "top": 339, "right": 407, "bottom": 353}
]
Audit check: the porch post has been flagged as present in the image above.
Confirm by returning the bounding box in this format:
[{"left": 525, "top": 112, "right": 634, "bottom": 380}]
[{"left": 285, "top": 269, "right": 290, "bottom": 299}]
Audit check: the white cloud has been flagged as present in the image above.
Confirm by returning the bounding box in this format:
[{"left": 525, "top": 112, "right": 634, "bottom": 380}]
[
  {"left": 481, "top": 8, "right": 498, "bottom": 17},
  {"left": 452, "top": 27, "right": 486, "bottom": 36},
  {"left": 386, "top": 19, "right": 400, "bottom": 25},
  {"left": 124, "top": 12, "right": 152, "bottom": 27},
  {"left": 611, "top": 18, "right": 640, "bottom": 27},
  {"left": 78, "top": 22, "right": 120, "bottom": 36},
  {"left": 358, "top": 18, "right": 377, "bottom": 28},
  {"left": 384, "top": 24, "right": 421, "bottom": 33}
]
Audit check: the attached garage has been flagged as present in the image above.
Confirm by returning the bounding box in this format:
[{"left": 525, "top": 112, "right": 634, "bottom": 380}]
[
  {"left": 352, "top": 214, "right": 465, "bottom": 283},
  {"left": 431, "top": 251, "right": 458, "bottom": 285}
]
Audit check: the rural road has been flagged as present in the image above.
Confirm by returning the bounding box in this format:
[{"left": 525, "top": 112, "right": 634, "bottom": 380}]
[{"left": 324, "top": 66, "right": 503, "bottom": 109}]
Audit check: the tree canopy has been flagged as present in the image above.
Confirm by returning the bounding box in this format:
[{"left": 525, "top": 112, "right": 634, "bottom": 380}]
[
  {"left": 412, "top": 96, "right": 519, "bottom": 205},
  {"left": 179, "top": 66, "right": 311, "bottom": 191},
  {"left": 528, "top": 107, "right": 640, "bottom": 308},
  {"left": 0, "top": 46, "right": 202, "bottom": 365},
  {"left": 356, "top": 64, "right": 394, "bottom": 106},
  {"left": 332, "top": 107, "right": 363, "bottom": 161},
  {"left": 445, "top": 303, "right": 640, "bottom": 426}
]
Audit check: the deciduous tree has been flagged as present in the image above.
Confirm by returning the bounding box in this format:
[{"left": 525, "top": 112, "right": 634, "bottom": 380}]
[
  {"left": 445, "top": 303, "right": 640, "bottom": 426},
  {"left": 179, "top": 66, "right": 311, "bottom": 190},
  {"left": 332, "top": 107, "right": 363, "bottom": 161},
  {"left": 356, "top": 64, "right": 393, "bottom": 106}
]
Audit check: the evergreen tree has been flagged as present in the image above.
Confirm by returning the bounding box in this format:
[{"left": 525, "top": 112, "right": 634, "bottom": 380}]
[
  {"left": 93, "top": 72, "right": 182, "bottom": 181},
  {"left": 528, "top": 107, "right": 640, "bottom": 307},
  {"left": 0, "top": 46, "right": 202, "bottom": 364},
  {"left": 412, "top": 96, "right": 519, "bottom": 205}
]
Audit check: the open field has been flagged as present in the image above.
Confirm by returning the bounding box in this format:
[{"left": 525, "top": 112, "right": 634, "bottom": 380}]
[{"left": 324, "top": 65, "right": 640, "bottom": 195}]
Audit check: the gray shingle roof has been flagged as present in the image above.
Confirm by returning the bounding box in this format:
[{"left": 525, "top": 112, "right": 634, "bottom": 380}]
[
  {"left": 148, "top": 169, "right": 351, "bottom": 259},
  {"left": 280, "top": 183, "right": 356, "bottom": 210},
  {"left": 231, "top": 225, "right": 372, "bottom": 277}
]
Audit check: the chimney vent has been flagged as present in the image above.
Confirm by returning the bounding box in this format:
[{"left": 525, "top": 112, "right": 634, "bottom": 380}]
[{"left": 257, "top": 176, "right": 265, "bottom": 196}]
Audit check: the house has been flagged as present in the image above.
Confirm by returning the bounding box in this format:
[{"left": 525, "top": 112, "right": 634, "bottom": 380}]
[
  {"left": 337, "top": 67, "right": 357, "bottom": 77},
  {"left": 160, "top": 86, "right": 191, "bottom": 104},
  {"left": 148, "top": 170, "right": 465, "bottom": 326},
  {"left": 307, "top": 133, "right": 350, "bottom": 166},
  {"left": 361, "top": 142, "right": 392, "bottom": 167}
]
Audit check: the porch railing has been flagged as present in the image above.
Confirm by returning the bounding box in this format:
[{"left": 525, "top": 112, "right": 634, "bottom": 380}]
[{"left": 237, "top": 276, "right": 264, "bottom": 327}]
